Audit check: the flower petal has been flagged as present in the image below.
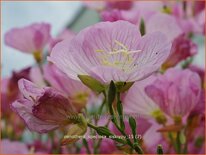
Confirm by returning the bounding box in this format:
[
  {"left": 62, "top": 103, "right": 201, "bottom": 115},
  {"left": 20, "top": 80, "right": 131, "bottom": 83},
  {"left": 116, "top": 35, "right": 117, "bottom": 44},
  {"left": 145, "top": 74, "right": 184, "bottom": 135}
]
[
  {"left": 18, "top": 79, "right": 44, "bottom": 101},
  {"left": 11, "top": 99, "right": 58, "bottom": 133}
]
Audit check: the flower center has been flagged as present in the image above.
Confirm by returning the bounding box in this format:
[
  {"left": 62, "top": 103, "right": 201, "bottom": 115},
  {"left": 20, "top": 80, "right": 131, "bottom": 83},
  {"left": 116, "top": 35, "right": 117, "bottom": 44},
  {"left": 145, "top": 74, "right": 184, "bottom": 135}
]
[{"left": 96, "top": 40, "right": 141, "bottom": 72}]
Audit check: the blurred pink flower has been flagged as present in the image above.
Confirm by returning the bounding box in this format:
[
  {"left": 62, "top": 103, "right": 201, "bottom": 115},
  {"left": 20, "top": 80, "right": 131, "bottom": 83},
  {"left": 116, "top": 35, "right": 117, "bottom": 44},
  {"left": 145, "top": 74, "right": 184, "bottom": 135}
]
[
  {"left": 106, "top": 1, "right": 133, "bottom": 10},
  {"left": 11, "top": 79, "right": 78, "bottom": 133},
  {"left": 122, "top": 76, "right": 160, "bottom": 119},
  {"left": 49, "top": 29, "right": 75, "bottom": 53},
  {"left": 146, "top": 13, "right": 182, "bottom": 42},
  {"left": 101, "top": 10, "right": 124, "bottom": 22},
  {"left": 1, "top": 139, "right": 29, "bottom": 154},
  {"left": 162, "top": 34, "right": 197, "bottom": 69},
  {"left": 172, "top": 2, "right": 205, "bottom": 35},
  {"left": 49, "top": 21, "right": 171, "bottom": 84},
  {"left": 44, "top": 64, "right": 92, "bottom": 111},
  {"left": 145, "top": 68, "right": 201, "bottom": 119},
  {"left": 143, "top": 122, "right": 171, "bottom": 154},
  {"left": 188, "top": 64, "right": 205, "bottom": 84},
  {"left": 84, "top": 1, "right": 133, "bottom": 11},
  {"left": 1, "top": 67, "right": 31, "bottom": 116},
  {"left": 5, "top": 23, "right": 51, "bottom": 54}
]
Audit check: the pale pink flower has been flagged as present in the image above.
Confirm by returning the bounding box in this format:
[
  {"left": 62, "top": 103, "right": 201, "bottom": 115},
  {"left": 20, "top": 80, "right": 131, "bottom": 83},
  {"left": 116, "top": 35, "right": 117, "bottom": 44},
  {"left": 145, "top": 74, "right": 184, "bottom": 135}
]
[
  {"left": 171, "top": 2, "right": 205, "bottom": 35},
  {"left": 5, "top": 23, "right": 51, "bottom": 54},
  {"left": 1, "top": 139, "right": 29, "bottom": 154},
  {"left": 49, "top": 21, "right": 171, "bottom": 84},
  {"left": 145, "top": 68, "right": 201, "bottom": 118},
  {"left": 11, "top": 79, "right": 78, "bottom": 133},
  {"left": 44, "top": 64, "right": 92, "bottom": 111},
  {"left": 49, "top": 29, "right": 75, "bottom": 53},
  {"left": 122, "top": 76, "right": 160, "bottom": 119},
  {"left": 146, "top": 13, "right": 182, "bottom": 42},
  {"left": 143, "top": 122, "right": 171, "bottom": 154}
]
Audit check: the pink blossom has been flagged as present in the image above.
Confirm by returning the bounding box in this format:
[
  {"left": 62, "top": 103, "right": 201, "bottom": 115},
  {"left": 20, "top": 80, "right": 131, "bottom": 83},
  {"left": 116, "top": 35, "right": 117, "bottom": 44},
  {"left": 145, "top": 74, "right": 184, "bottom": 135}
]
[
  {"left": 1, "top": 67, "right": 31, "bottom": 116},
  {"left": 49, "top": 29, "right": 75, "bottom": 53},
  {"left": 106, "top": 1, "right": 133, "bottom": 10},
  {"left": 1, "top": 139, "right": 29, "bottom": 154},
  {"left": 100, "top": 10, "right": 124, "bottom": 22},
  {"left": 44, "top": 64, "right": 92, "bottom": 111},
  {"left": 49, "top": 21, "right": 171, "bottom": 84},
  {"left": 146, "top": 13, "right": 182, "bottom": 42},
  {"left": 11, "top": 79, "right": 78, "bottom": 133},
  {"left": 188, "top": 64, "right": 205, "bottom": 84},
  {"left": 145, "top": 68, "right": 201, "bottom": 118},
  {"left": 171, "top": 2, "right": 205, "bottom": 35},
  {"left": 143, "top": 122, "right": 171, "bottom": 154},
  {"left": 162, "top": 34, "right": 197, "bottom": 69},
  {"left": 5, "top": 23, "right": 51, "bottom": 54},
  {"left": 122, "top": 76, "right": 160, "bottom": 119}
]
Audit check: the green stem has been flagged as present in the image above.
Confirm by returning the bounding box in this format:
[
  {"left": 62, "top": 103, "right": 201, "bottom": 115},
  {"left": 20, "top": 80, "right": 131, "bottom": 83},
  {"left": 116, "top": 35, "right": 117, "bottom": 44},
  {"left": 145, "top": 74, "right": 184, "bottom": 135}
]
[
  {"left": 176, "top": 131, "right": 181, "bottom": 153},
  {"left": 82, "top": 138, "right": 91, "bottom": 154}
]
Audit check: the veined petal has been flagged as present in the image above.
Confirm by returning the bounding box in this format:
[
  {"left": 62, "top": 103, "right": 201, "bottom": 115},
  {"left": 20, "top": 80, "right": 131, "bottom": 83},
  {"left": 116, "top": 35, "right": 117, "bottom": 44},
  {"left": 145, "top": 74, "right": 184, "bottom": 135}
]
[
  {"left": 127, "top": 32, "right": 171, "bottom": 81},
  {"left": 18, "top": 79, "right": 44, "bottom": 101},
  {"left": 11, "top": 99, "right": 58, "bottom": 133}
]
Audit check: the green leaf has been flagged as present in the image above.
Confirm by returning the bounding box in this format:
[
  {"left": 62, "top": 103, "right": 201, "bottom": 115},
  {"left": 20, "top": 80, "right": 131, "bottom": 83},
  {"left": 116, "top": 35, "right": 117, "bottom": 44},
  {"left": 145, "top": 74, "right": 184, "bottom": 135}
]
[
  {"left": 108, "top": 81, "right": 116, "bottom": 119},
  {"left": 139, "top": 18, "right": 145, "bottom": 36},
  {"left": 157, "top": 144, "right": 163, "bottom": 154},
  {"left": 96, "top": 126, "right": 113, "bottom": 137},
  {"left": 117, "top": 100, "right": 125, "bottom": 130},
  {"left": 129, "top": 117, "right": 137, "bottom": 143},
  {"left": 133, "top": 143, "right": 144, "bottom": 154},
  {"left": 180, "top": 131, "right": 186, "bottom": 144},
  {"left": 108, "top": 81, "right": 116, "bottom": 104},
  {"left": 78, "top": 75, "right": 105, "bottom": 93}
]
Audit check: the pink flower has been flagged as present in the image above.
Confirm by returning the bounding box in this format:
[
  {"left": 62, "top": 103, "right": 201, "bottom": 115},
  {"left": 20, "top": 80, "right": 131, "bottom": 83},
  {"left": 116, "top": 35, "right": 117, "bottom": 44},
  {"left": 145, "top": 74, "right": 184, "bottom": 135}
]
[
  {"left": 188, "top": 64, "right": 205, "bottom": 84},
  {"left": 1, "top": 67, "right": 31, "bottom": 116},
  {"left": 49, "top": 21, "right": 171, "bottom": 84},
  {"left": 143, "top": 122, "right": 171, "bottom": 154},
  {"left": 106, "top": 1, "right": 133, "bottom": 10},
  {"left": 162, "top": 34, "right": 197, "bottom": 69},
  {"left": 49, "top": 29, "right": 75, "bottom": 53},
  {"left": 44, "top": 64, "right": 92, "bottom": 111},
  {"left": 5, "top": 23, "right": 51, "bottom": 54},
  {"left": 146, "top": 13, "right": 182, "bottom": 42},
  {"left": 1, "top": 139, "right": 29, "bottom": 154},
  {"left": 101, "top": 10, "right": 124, "bottom": 22},
  {"left": 122, "top": 76, "right": 160, "bottom": 119},
  {"left": 11, "top": 79, "right": 78, "bottom": 133},
  {"left": 171, "top": 2, "right": 205, "bottom": 35},
  {"left": 145, "top": 68, "right": 201, "bottom": 119}
]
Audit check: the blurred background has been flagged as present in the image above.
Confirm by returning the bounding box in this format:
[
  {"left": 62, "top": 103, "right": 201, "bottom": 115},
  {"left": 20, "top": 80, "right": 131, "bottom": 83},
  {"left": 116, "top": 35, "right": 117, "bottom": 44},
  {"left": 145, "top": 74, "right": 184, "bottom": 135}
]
[{"left": 1, "top": 1, "right": 205, "bottom": 77}]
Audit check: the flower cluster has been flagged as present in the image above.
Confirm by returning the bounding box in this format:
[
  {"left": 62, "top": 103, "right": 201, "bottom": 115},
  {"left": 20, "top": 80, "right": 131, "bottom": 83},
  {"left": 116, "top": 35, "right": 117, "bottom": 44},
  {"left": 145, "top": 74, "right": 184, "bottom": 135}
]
[{"left": 2, "top": 1, "right": 205, "bottom": 154}]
